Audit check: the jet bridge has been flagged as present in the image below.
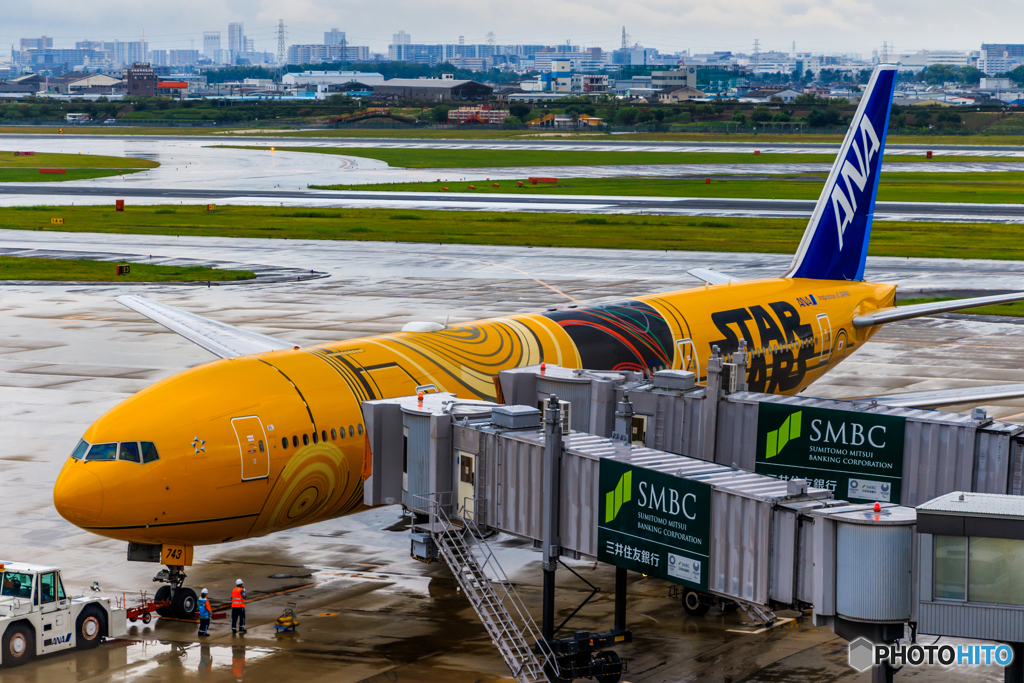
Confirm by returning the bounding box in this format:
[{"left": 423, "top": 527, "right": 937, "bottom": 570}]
[
  {"left": 361, "top": 391, "right": 926, "bottom": 683},
  {"left": 497, "top": 354, "right": 1024, "bottom": 507}
]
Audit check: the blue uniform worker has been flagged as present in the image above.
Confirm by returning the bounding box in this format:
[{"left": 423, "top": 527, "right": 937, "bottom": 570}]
[{"left": 198, "top": 588, "right": 212, "bottom": 636}]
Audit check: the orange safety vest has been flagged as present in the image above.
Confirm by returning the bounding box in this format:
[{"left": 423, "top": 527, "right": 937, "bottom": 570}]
[{"left": 231, "top": 587, "right": 245, "bottom": 608}]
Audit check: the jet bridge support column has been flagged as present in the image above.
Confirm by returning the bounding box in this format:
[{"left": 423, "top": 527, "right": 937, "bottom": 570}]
[{"left": 541, "top": 393, "right": 563, "bottom": 642}]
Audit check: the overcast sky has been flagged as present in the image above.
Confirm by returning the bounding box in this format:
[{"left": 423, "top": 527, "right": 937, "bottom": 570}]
[{"left": 0, "top": 0, "right": 1014, "bottom": 57}]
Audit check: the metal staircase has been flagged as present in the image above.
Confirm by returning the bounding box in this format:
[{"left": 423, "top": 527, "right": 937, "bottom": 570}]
[{"left": 418, "top": 495, "right": 557, "bottom": 683}]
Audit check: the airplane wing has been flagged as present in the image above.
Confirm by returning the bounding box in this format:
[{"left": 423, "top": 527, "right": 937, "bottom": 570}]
[
  {"left": 852, "top": 291, "right": 1024, "bottom": 329},
  {"left": 852, "top": 384, "right": 1024, "bottom": 409},
  {"left": 117, "top": 295, "right": 294, "bottom": 359},
  {"left": 688, "top": 268, "right": 738, "bottom": 285}
]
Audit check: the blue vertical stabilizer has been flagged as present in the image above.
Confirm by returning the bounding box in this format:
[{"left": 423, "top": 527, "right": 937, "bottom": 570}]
[{"left": 784, "top": 64, "right": 898, "bottom": 281}]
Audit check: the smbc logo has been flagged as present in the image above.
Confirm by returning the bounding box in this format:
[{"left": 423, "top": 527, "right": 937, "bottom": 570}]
[
  {"left": 766, "top": 411, "right": 802, "bottom": 459},
  {"left": 605, "top": 471, "right": 632, "bottom": 523}
]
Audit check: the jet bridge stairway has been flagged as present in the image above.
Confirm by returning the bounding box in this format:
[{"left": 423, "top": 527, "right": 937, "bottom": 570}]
[{"left": 414, "top": 497, "right": 556, "bottom": 683}]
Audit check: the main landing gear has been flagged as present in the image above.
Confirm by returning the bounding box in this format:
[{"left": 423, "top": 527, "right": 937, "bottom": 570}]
[{"left": 153, "top": 565, "right": 198, "bottom": 620}]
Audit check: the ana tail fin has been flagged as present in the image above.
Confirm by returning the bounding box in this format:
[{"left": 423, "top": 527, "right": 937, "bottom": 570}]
[{"left": 784, "top": 64, "right": 898, "bottom": 281}]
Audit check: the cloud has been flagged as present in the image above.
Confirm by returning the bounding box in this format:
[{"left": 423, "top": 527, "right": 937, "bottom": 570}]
[{"left": 2, "top": 0, "right": 1019, "bottom": 55}]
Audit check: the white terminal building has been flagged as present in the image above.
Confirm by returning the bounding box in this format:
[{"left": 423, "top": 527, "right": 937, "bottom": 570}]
[{"left": 280, "top": 71, "right": 385, "bottom": 87}]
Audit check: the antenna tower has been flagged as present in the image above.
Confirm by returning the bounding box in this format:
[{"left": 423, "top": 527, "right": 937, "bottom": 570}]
[
  {"left": 486, "top": 32, "right": 496, "bottom": 47},
  {"left": 277, "top": 19, "right": 287, "bottom": 65},
  {"left": 621, "top": 26, "right": 630, "bottom": 50},
  {"left": 881, "top": 41, "right": 889, "bottom": 63},
  {"left": 753, "top": 39, "right": 760, "bottom": 72}
]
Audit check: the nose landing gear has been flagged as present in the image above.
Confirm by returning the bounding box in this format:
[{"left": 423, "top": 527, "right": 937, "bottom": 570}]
[{"left": 153, "top": 566, "right": 198, "bottom": 620}]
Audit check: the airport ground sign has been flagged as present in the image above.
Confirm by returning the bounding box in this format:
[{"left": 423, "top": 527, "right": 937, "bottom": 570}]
[
  {"left": 754, "top": 402, "right": 906, "bottom": 504},
  {"left": 597, "top": 459, "right": 711, "bottom": 591}
]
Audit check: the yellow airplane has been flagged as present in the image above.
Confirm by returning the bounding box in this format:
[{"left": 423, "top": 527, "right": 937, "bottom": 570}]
[{"left": 51, "top": 65, "right": 1024, "bottom": 618}]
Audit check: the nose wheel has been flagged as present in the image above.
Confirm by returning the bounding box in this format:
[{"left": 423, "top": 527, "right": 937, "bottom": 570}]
[{"left": 153, "top": 566, "right": 198, "bottom": 620}]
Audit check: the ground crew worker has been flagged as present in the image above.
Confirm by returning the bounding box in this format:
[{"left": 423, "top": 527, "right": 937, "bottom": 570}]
[
  {"left": 197, "top": 588, "right": 211, "bottom": 637},
  {"left": 231, "top": 579, "right": 246, "bottom": 634}
]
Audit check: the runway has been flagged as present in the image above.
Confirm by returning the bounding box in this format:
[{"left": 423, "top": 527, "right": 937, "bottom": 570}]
[
  {"left": 4, "top": 183, "right": 1024, "bottom": 222},
  {"left": 0, "top": 228, "right": 1020, "bottom": 682},
  {"left": 20, "top": 131, "right": 1024, "bottom": 156}
]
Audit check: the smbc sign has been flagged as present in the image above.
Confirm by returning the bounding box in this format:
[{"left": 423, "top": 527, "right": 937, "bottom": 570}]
[
  {"left": 598, "top": 459, "right": 711, "bottom": 591},
  {"left": 755, "top": 402, "right": 906, "bottom": 504}
]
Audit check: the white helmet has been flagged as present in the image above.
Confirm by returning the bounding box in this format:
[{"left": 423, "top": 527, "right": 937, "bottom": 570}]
[
  {"left": 236, "top": 579, "right": 244, "bottom": 586},
  {"left": 200, "top": 588, "right": 208, "bottom": 595}
]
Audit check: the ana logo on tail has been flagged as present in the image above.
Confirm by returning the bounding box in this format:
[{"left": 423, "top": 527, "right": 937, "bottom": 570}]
[
  {"left": 605, "top": 470, "right": 632, "bottom": 522},
  {"left": 832, "top": 117, "right": 881, "bottom": 250},
  {"left": 766, "top": 411, "right": 802, "bottom": 458}
]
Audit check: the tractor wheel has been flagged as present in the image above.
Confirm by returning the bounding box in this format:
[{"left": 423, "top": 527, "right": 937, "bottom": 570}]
[
  {"left": 76, "top": 605, "right": 106, "bottom": 650},
  {"left": 1, "top": 623, "right": 34, "bottom": 667}
]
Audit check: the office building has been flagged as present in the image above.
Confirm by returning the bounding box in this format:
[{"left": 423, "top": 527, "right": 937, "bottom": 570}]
[
  {"left": 203, "top": 31, "right": 221, "bottom": 59},
  {"left": 393, "top": 31, "right": 411, "bottom": 45},
  {"left": 325, "top": 29, "right": 346, "bottom": 46},
  {"left": 228, "top": 23, "right": 245, "bottom": 55},
  {"left": 125, "top": 62, "right": 157, "bottom": 97}
]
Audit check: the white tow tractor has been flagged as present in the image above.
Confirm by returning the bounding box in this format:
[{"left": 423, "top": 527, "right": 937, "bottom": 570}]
[{"left": 0, "top": 562, "right": 126, "bottom": 667}]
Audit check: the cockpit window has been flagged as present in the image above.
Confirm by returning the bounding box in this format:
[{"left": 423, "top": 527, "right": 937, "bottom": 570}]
[
  {"left": 70, "top": 439, "right": 90, "bottom": 460},
  {"left": 119, "top": 442, "right": 141, "bottom": 463},
  {"left": 85, "top": 443, "right": 117, "bottom": 461},
  {"left": 141, "top": 442, "right": 159, "bottom": 464}
]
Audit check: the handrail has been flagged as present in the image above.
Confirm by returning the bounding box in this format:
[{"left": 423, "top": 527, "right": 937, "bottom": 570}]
[{"left": 414, "top": 491, "right": 559, "bottom": 681}]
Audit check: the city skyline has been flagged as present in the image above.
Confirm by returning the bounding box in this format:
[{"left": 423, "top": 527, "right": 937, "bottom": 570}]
[{"left": 1, "top": 0, "right": 1020, "bottom": 57}]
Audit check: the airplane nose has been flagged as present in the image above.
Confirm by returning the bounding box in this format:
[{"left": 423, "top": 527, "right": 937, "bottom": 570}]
[{"left": 53, "top": 464, "right": 104, "bottom": 526}]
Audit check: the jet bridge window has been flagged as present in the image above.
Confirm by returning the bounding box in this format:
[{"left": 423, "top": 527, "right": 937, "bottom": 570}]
[
  {"left": 70, "top": 439, "right": 90, "bottom": 460},
  {"left": 119, "top": 442, "right": 141, "bottom": 463},
  {"left": 141, "top": 442, "right": 159, "bottom": 464},
  {"left": 85, "top": 443, "right": 117, "bottom": 461}
]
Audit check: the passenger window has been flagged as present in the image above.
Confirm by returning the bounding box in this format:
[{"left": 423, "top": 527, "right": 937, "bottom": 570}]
[
  {"left": 331, "top": 429, "right": 337, "bottom": 440},
  {"left": 258, "top": 440, "right": 264, "bottom": 453},
  {"left": 303, "top": 434, "right": 309, "bottom": 446},
  {"left": 293, "top": 435, "right": 299, "bottom": 448},
  {"left": 339, "top": 428, "right": 345, "bottom": 440},
  {"left": 119, "top": 442, "right": 141, "bottom": 463},
  {"left": 85, "top": 443, "right": 117, "bottom": 461},
  {"left": 312, "top": 432, "right": 318, "bottom": 444},
  {"left": 282, "top": 437, "right": 288, "bottom": 449},
  {"left": 349, "top": 425, "right": 354, "bottom": 437},
  {"left": 70, "top": 439, "right": 90, "bottom": 460},
  {"left": 141, "top": 442, "right": 159, "bottom": 464},
  {"left": 39, "top": 573, "right": 56, "bottom": 605},
  {"left": 322, "top": 430, "right": 327, "bottom": 443},
  {"left": 358, "top": 424, "right": 363, "bottom": 436}
]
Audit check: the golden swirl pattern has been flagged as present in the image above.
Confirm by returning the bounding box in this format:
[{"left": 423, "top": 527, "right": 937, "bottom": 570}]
[{"left": 250, "top": 443, "right": 353, "bottom": 535}]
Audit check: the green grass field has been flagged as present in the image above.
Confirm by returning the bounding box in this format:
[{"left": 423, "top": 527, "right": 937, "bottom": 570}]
[
  {"left": 5, "top": 204, "right": 1024, "bottom": 261},
  {"left": 312, "top": 172, "right": 1024, "bottom": 205},
  {"left": 898, "top": 297, "right": 1024, "bottom": 317},
  {"left": 0, "top": 151, "right": 159, "bottom": 182},
  {"left": 0, "top": 255, "right": 255, "bottom": 282},
  {"left": 222, "top": 145, "right": 1019, "bottom": 169}
]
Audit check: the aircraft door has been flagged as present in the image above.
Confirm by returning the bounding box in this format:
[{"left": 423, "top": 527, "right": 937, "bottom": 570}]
[
  {"left": 816, "top": 314, "right": 833, "bottom": 364},
  {"left": 676, "top": 338, "right": 701, "bottom": 381},
  {"left": 458, "top": 451, "right": 476, "bottom": 520},
  {"left": 232, "top": 416, "right": 269, "bottom": 481}
]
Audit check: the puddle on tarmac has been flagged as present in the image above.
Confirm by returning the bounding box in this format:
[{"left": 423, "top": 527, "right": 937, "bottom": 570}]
[{"left": 119, "top": 640, "right": 275, "bottom": 680}]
